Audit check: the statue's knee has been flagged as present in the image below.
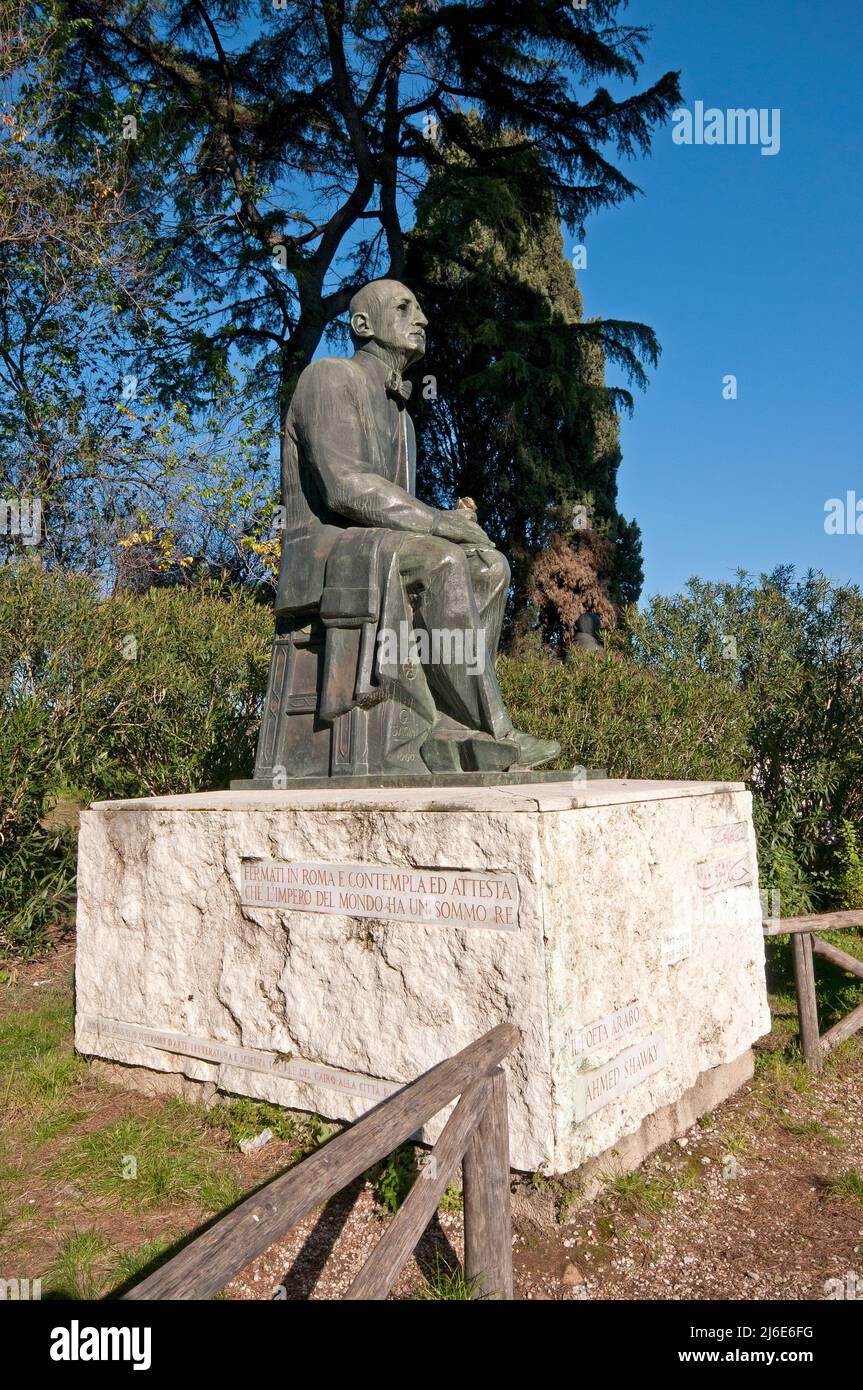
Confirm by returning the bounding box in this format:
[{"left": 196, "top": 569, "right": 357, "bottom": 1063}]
[
  {"left": 482, "top": 548, "right": 510, "bottom": 594},
  {"left": 426, "top": 537, "right": 470, "bottom": 578},
  {"left": 490, "top": 549, "right": 510, "bottom": 585}
]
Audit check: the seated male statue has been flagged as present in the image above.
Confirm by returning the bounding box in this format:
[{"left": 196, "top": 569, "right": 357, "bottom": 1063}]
[{"left": 258, "top": 277, "right": 559, "bottom": 781}]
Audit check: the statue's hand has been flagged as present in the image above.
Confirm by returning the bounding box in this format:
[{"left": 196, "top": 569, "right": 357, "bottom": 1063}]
[{"left": 432, "top": 509, "right": 496, "bottom": 548}]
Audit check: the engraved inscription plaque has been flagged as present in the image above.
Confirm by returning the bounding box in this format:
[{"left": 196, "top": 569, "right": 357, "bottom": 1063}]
[
  {"left": 241, "top": 860, "right": 520, "bottom": 929},
  {"left": 81, "top": 1016, "right": 400, "bottom": 1103},
  {"left": 574, "top": 1032, "right": 667, "bottom": 1121}
]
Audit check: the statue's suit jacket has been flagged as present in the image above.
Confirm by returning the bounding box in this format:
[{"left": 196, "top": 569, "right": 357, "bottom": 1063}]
[{"left": 275, "top": 345, "right": 438, "bottom": 616}]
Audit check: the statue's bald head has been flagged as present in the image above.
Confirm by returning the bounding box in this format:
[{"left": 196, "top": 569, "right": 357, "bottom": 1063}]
[
  {"left": 349, "top": 279, "right": 403, "bottom": 330},
  {"left": 349, "top": 279, "right": 427, "bottom": 366}
]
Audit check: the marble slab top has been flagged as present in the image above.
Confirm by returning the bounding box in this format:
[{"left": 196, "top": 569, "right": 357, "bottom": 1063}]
[{"left": 89, "top": 778, "right": 747, "bottom": 816}]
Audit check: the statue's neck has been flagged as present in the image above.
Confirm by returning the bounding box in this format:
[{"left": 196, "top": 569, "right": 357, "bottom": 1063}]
[{"left": 355, "top": 339, "right": 419, "bottom": 375}]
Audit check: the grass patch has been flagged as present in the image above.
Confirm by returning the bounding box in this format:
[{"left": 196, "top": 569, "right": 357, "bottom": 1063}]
[
  {"left": 56, "top": 1098, "right": 242, "bottom": 1212},
  {"left": 0, "top": 1149, "right": 24, "bottom": 1183},
  {"left": 0, "top": 987, "right": 88, "bottom": 1173},
  {"left": 411, "top": 1255, "right": 482, "bottom": 1301},
  {"left": 604, "top": 1170, "right": 673, "bottom": 1215},
  {"left": 755, "top": 1047, "right": 813, "bottom": 1096},
  {"left": 30, "top": 1100, "right": 88, "bottom": 1147},
  {"left": 823, "top": 1168, "right": 863, "bottom": 1207},
  {"left": 768, "top": 991, "right": 800, "bottom": 1017},
  {"left": 675, "top": 1158, "right": 703, "bottom": 1192},
  {"left": 206, "top": 1096, "right": 332, "bottom": 1156},
  {"left": 776, "top": 1114, "right": 841, "bottom": 1143},
  {"left": 44, "top": 1229, "right": 112, "bottom": 1300},
  {"left": 0, "top": 989, "right": 84, "bottom": 1108},
  {"left": 107, "top": 1236, "right": 172, "bottom": 1294}
]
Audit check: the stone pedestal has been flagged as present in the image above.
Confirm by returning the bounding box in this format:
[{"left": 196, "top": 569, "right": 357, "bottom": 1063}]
[{"left": 74, "top": 779, "right": 770, "bottom": 1174}]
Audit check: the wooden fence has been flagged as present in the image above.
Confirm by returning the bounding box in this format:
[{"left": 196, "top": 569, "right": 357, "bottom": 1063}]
[
  {"left": 763, "top": 910, "right": 863, "bottom": 1072},
  {"left": 123, "top": 1022, "right": 520, "bottom": 1302}
]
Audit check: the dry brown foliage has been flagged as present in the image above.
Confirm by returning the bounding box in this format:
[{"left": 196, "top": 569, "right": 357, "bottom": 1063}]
[{"left": 528, "top": 530, "right": 617, "bottom": 639}]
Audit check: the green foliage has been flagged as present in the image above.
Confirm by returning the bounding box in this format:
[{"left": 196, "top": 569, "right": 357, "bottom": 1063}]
[
  {"left": 790, "top": 926, "right": 863, "bottom": 1032},
  {"left": 438, "top": 1182, "right": 464, "bottom": 1214},
  {"left": 501, "top": 566, "right": 863, "bottom": 916},
  {"left": 46, "top": 1, "right": 680, "bottom": 402},
  {"left": 207, "top": 1097, "right": 332, "bottom": 1157},
  {"left": 0, "top": 4, "right": 196, "bottom": 577},
  {"left": 0, "top": 566, "right": 270, "bottom": 955},
  {"left": 498, "top": 645, "right": 749, "bottom": 783},
  {"left": 57, "top": 1099, "right": 242, "bottom": 1212},
  {"left": 0, "top": 5, "right": 679, "bottom": 589},
  {"left": 411, "top": 1256, "right": 482, "bottom": 1301},
  {"left": 372, "top": 1144, "right": 419, "bottom": 1214},
  {"left": 834, "top": 822, "right": 863, "bottom": 910},
  {"left": 618, "top": 568, "right": 863, "bottom": 915}
]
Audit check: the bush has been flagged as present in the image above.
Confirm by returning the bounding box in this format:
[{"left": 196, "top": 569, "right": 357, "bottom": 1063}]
[
  {"left": 498, "top": 644, "right": 749, "bottom": 782},
  {"left": 0, "top": 565, "right": 270, "bottom": 956},
  {"left": 618, "top": 567, "right": 863, "bottom": 915},
  {"left": 834, "top": 822, "right": 863, "bottom": 911}
]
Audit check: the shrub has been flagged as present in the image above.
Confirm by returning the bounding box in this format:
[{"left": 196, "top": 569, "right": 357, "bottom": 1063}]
[
  {"left": 498, "top": 643, "right": 749, "bottom": 783},
  {"left": 834, "top": 821, "right": 863, "bottom": 911},
  {"left": 618, "top": 567, "right": 863, "bottom": 914},
  {"left": 0, "top": 565, "right": 270, "bottom": 955}
]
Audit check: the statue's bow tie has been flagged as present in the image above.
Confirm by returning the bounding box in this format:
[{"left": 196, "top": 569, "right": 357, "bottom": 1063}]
[{"left": 385, "top": 370, "right": 412, "bottom": 402}]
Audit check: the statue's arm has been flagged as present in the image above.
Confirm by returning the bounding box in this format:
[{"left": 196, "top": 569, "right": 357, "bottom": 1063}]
[
  {"left": 327, "top": 468, "right": 437, "bottom": 533},
  {"left": 293, "top": 362, "right": 438, "bottom": 534}
]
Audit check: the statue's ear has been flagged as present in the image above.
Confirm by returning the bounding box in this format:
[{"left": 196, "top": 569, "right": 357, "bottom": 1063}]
[{"left": 350, "top": 310, "right": 373, "bottom": 340}]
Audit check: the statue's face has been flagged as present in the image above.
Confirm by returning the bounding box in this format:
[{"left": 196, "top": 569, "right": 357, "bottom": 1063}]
[{"left": 352, "top": 283, "right": 427, "bottom": 364}]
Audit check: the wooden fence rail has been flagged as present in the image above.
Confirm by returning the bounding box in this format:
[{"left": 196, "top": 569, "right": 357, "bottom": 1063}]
[
  {"left": 763, "top": 912, "right": 863, "bottom": 1073},
  {"left": 123, "top": 1022, "right": 520, "bottom": 1302}
]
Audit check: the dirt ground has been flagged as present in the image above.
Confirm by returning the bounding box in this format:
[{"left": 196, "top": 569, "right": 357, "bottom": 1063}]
[
  {"left": 222, "top": 1041, "right": 863, "bottom": 1302},
  {"left": 1, "top": 931, "right": 862, "bottom": 1301}
]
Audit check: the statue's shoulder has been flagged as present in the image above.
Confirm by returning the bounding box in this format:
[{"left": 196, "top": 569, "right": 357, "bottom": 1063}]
[
  {"left": 290, "top": 356, "right": 367, "bottom": 422},
  {"left": 295, "top": 354, "right": 364, "bottom": 393}
]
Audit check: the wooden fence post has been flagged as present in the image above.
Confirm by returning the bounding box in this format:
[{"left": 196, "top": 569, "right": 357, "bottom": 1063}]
[
  {"left": 792, "top": 932, "right": 822, "bottom": 1073},
  {"left": 463, "top": 1066, "right": 513, "bottom": 1300}
]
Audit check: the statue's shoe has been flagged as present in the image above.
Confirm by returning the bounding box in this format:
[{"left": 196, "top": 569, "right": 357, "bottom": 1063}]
[{"left": 504, "top": 729, "right": 561, "bottom": 769}]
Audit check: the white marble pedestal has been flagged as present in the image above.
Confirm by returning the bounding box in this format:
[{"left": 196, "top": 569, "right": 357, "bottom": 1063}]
[{"left": 74, "top": 779, "right": 770, "bottom": 1173}]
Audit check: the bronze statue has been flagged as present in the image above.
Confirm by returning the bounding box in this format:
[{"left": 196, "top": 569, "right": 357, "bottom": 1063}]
[
  {"left": 572, "top": 611, "right": 604, "bottom": 652},
  {"left": 247, "top": 279, "right": 560, "bottom": 784}
]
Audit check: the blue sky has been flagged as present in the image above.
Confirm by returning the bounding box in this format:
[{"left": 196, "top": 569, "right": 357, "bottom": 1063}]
[{"left": 580, "top": 0, "right": 863, "bottom": 597}]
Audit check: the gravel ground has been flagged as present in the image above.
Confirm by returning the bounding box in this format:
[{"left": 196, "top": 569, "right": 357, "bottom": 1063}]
[{"left": 225, "top": 1041, "right": 863, "bottom": 1301}]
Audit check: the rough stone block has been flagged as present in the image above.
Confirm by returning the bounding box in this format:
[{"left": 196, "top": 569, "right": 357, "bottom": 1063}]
[{"left": 74, "top": 779, "right": 771, "bottom": 1172}]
